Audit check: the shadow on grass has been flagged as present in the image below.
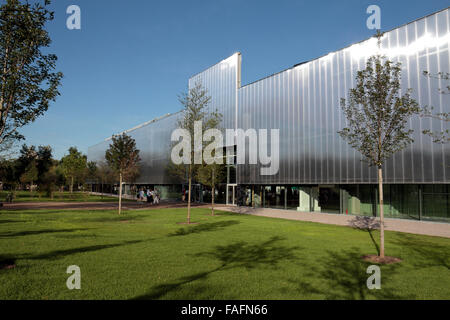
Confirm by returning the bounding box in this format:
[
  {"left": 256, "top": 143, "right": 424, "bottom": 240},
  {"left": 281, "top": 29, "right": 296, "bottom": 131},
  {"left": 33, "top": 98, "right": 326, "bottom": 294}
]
[
  {"left": 349, "top": 216, "right": 381, "bottom": 255},
  {"left": 132, "top": 236, "right": 300, "bottom": 300},
  {"left": 0, "top": 228, "right": 92, "bottom": 238},
  {"left": 290, "top": 247, "right": 412, "bottom": 300},
  {"left": 74, "top": 214, "right": 146, "bottom": 224},
  {"left": 0, "top": 219, "right": 24, "bottom": 224},
  {"left": 214, "top": 210, "right": 247, "bottom": 217},
  {"left": 393, "top": 233, "right": 450, "bottom": 270},
  {"left": 28, "top": 239, "right": 148, "bottom": 260},
  {"left": 1, "top": 239, "right": 151, "bottom": 264},
  {"left": 168, "top": 220, "right": 240, "bottom": 237}
]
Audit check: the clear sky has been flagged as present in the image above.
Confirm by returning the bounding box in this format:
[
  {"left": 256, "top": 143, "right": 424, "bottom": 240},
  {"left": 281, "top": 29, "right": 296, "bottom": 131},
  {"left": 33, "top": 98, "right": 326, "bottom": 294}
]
[{"left": 17, "top": 0, "right": 449, "bottom": 159}]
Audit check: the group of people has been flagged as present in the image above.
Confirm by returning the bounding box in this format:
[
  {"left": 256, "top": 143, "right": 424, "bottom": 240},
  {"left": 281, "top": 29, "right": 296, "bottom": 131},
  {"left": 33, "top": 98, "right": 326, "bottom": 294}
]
[{"left": 137, "top": 188, "right": 160, "bottom": 205}]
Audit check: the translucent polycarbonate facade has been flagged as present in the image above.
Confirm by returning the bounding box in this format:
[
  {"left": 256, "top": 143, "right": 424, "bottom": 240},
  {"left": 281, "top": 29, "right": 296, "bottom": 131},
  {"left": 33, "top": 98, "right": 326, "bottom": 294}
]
[
  {"left": 88, "top": 112, "right": 181, "bottom": 184},
  {"left": 189, "top": 53, "right": 241, "bottom": 133},
  {"left": 236, "top": 8, "right": 450, "bottom": 185},
  {"left": 89, "top": 8, "right": 449, "bottom": 188}
]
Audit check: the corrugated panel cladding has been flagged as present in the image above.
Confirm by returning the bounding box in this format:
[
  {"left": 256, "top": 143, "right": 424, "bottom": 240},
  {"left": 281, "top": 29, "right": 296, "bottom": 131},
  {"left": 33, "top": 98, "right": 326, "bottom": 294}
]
[{"left": 237, "top": 8, "right": 449, "bottom": 185}]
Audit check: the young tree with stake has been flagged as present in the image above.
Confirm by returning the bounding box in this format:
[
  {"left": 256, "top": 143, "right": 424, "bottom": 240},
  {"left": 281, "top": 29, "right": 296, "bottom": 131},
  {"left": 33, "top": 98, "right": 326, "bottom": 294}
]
[
  {"left": 338, "top": 34, "right": 420, "bottom": 259},
  {"left": 196, "top": 160, "right": 226, "bottom": 216},
  {"left": 172, "top": 82, "right": 222, "bottom": 224},
  {"left": 105, "top": 133, "right": 140, "bottom": 215}
]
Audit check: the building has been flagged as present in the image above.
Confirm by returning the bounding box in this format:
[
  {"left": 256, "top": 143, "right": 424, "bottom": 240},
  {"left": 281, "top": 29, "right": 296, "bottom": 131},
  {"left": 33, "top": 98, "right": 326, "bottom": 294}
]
[{"left": 88, "top": 8, "right": 450, "bottom": 221}]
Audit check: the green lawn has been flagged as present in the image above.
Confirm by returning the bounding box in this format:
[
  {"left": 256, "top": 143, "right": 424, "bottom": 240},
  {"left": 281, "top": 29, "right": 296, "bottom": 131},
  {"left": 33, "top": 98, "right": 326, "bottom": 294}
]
[
  {"left": 0, "top": 207, "right": 449, "bottom": 300},
  {"left": 0, "top": 191, "right": 128, "bottom": 203}
]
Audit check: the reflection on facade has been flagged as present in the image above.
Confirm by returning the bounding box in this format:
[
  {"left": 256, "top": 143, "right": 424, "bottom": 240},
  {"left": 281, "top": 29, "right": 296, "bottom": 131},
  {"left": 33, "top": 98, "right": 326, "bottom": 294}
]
[{"left": 88, "top": 8, "right": 450, "bottom": 221}]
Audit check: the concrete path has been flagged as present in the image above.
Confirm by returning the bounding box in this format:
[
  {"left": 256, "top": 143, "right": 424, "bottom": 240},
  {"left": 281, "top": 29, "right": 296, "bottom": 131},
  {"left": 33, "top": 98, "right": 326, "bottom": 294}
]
[
  {"left": 215, "top": 205, "right": 450, "bottom": 239},
  {"left": 0, "top": 201, "right": 205, "bottom": 211}
]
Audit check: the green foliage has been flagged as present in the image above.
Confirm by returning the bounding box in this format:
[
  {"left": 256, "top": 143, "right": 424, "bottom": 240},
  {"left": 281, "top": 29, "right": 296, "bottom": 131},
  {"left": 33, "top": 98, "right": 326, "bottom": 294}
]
[
  {"left": 35, "top": 145, "right": 52, "bottom": 184},
  {"left": 38, "top": 164, "right": 65, "bottom": 197},
  {"left": 196, "top": 163, "right": 226, "bottom": 189},
  {"left": 19, "top": 159, "right": 37, "bottom": 186},
  {"left": 86, "top": 161, "right": 97, "bottom": 181},
  {"left": 60, "top": 147, "right": 87, "bottom": 192},
  {"left": 0, "top": 0, "right": 63, "bottom": 145},
  {"left": 0, "top": 157, "right": 18, "bottom": 187},
  {"left": 170, "top": 82, "right": 223, "bottom": 182},
  {"left": 105, "top": 133, "right": 140, "bottom": 181},
  {"left": 338, "top": 54, "right": 420, "bottom": 167}
]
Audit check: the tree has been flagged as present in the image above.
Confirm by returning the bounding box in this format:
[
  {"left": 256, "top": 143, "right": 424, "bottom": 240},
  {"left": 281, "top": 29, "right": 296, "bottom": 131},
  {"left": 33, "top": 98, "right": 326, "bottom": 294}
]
[
  {"left": 19, "top": 159, "right": 37, "bottom": 192},
  {"left": 36, "top": 145, "right": 53, "bottom": 185},
  {"left": 86, "top": 161, "right": 97, "bottom": 191},
  {"left": 0, "top": 157, "right": 18, "bottom": 190},
  {"left": 0, "top": 0, "right": 63, "bottom": 146},
  {"left": 172, "top": 82, "right": 222, "bottom": 224},
  {"left": 421, "top": 72, "right": 449, "bottom": 144},
  {"left": 338, "top": 43, "right": 420, "bottom": 259},
  {"left": 39, "top": 164, "right": 59, "bottom": 198},
  {"left": 105, "top": 133, "right": 140, "bottom": 215},
  {"left": 196, "top": 161, "right": 225, "bottom": 216},
  {"left": 96, "top": 160, "right": 115, "bottom": 198},
  {"left": 60, "top": 147, "right": 87, "bottom": 193}
]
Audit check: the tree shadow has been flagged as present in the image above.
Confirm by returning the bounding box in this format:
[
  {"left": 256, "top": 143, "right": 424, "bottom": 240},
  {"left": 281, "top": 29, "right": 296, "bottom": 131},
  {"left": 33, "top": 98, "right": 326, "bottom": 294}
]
[
  {"left": 290, "top": 247, "right": 412, "bottom": 300},
  {"left": 213, "top": 210, "right": 251, "bottom": 217},
  {"left": 168, "top": 220, "right": 240, "bottom": 237},
  {"left": 0, "top": 219, "right": 23, "bottom": 224},
  {"left": 196, "top": 236, "right": 300, "bottom": 270},
  {"left": 132, "top": 269, "right": 218, "bottom": 300},
  {"left": 75, "top": 214, "right": 146, "bottom": 223},
  {"left": 393, "top": 233, "right": 450, "bottom": 270},
  {"left": 0, "top": 228, "right": 92, "bottom": 238},
  {"left": 27, "top": 239, "right": 150, "bottom": 260},
  {"left": 1, "top": 239, "right": 152, "bottom": 264},
  {"left": 349, "top": 216, "right": 381, "bottom": 255},
  {"left": 132, "top": 236, "right": 300, "bottom": 300}
]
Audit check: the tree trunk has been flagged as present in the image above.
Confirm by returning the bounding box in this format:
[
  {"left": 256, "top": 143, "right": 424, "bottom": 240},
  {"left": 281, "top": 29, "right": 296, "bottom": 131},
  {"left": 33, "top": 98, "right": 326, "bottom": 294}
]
[
  {"left": 211, "top": 185, "right": 215, "bottom": 216},
  {"left": 378, "top": 166, "right": 385, "bottom": 258},
  {"left": 187, "top": 164, "right": 192, "bottom": 224},
  {"left": 70, "top": 176, "right": 74, "bottom": 193},
  {"left": 118, "top": 173, "right": 123, "bottom": 215}
]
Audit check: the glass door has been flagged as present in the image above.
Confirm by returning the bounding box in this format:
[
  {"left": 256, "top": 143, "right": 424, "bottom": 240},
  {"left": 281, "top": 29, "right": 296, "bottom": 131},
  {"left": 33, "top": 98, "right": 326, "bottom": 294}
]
[{"left": 227, "top": 184, "right": 237, "bottom": 206}]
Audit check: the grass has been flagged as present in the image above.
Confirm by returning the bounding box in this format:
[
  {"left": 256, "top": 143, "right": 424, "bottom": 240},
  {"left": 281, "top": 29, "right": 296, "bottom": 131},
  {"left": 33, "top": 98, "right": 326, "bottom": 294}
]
[
  {"left": 0, "top": 191, "right": 130, "bottom": 203},
  {"left": 0, "top": 207, "right": 449, "bottom": 300}
]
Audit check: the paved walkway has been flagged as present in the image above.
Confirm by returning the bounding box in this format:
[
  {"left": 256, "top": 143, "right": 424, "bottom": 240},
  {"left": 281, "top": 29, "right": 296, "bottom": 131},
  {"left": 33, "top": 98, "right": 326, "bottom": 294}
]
[
  {"left": 0, "top": 201, "right": 205, "bottom": 211},
  {"left": 215, "top": 205, "right": 450, "bottom": 238}
]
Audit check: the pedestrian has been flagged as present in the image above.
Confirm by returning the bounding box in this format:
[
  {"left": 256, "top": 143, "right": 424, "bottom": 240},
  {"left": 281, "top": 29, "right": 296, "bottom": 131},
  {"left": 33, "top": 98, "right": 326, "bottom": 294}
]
[
  {"left": 153, "top": 190, "right": 159, "bottom": 205},
  {"left": 147, "top": 189, "right": 153, "bottom": 204}
]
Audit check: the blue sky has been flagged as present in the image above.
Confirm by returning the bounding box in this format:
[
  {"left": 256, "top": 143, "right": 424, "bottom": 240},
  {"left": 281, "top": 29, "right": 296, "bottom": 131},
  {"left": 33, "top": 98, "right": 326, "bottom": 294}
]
[{"left": 17, "top": 0, "right": 449, "bottom": 159}]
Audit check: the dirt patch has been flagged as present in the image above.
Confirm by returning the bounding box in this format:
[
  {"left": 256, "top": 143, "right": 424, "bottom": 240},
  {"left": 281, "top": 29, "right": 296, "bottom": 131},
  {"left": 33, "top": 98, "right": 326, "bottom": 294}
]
[{"left": 362, "top": 254, "right": 402, "bottom": 264}]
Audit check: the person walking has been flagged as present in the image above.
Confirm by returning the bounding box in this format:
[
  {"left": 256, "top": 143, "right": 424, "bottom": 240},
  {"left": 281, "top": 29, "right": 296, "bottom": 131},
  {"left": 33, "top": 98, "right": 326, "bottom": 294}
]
[
  {"left": 147, "top": 189, "right": 153, "bottom": 204},
  {"left": 153, "top": 190, "right": 159, "bottom": 205}
]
